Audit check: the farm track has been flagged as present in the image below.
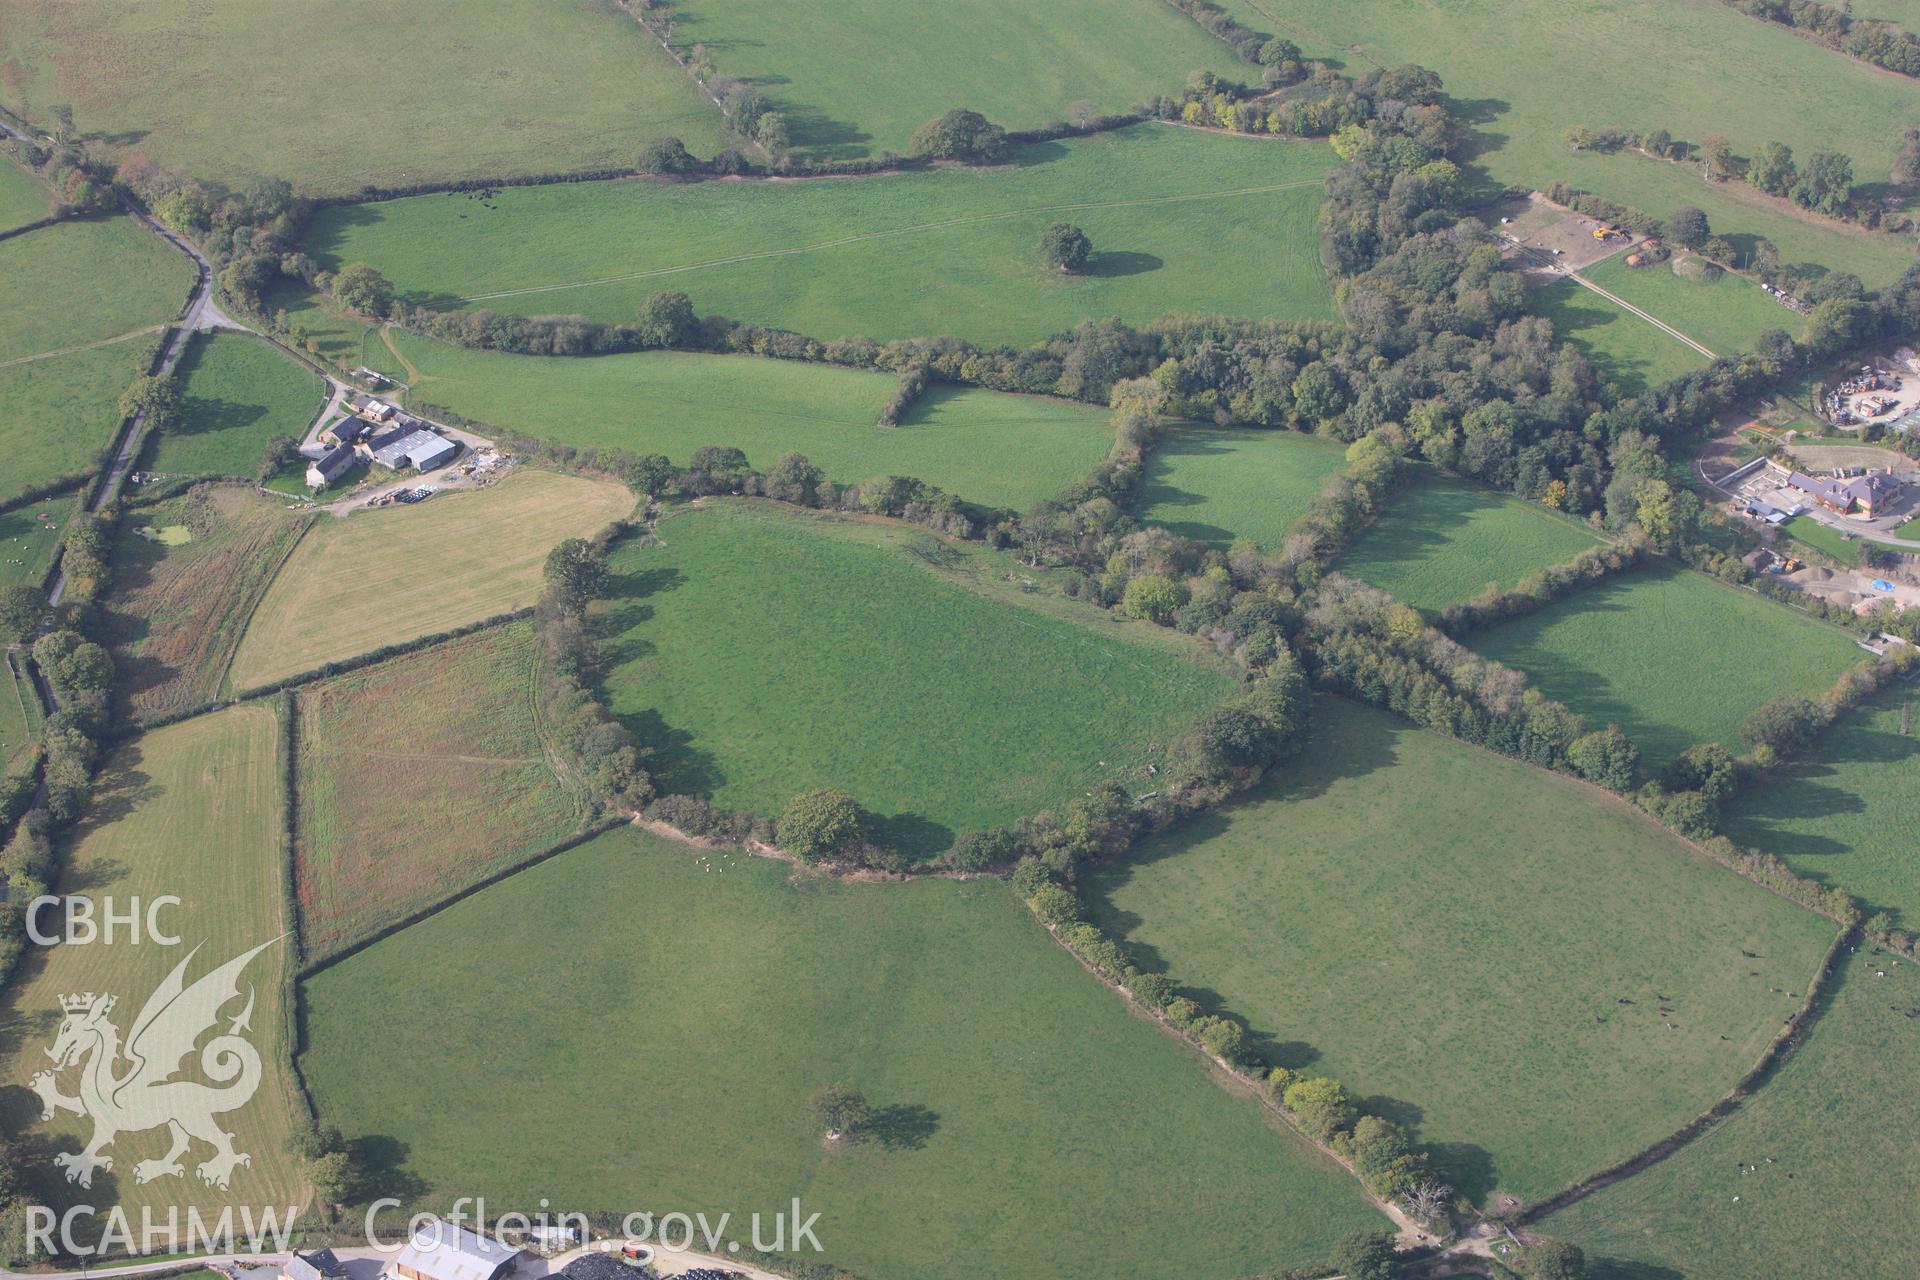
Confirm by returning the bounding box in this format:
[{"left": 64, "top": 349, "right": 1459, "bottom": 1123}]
[
  {"left": 0, "top": 323, "right": 166, "bottom": 370},
  {"left": 449, "top": 178, "right": 1325, "bottom": 305}
]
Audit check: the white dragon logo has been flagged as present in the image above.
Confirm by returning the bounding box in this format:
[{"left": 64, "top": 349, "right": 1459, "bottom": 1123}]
[{"left": 27, "top": 937, "right": 279, "bottom": 1191}]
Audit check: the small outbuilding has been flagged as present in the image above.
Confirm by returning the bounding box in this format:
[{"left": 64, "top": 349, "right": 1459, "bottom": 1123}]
[{"left": 306, "top": 442, "right": 358, "bottom": 489}]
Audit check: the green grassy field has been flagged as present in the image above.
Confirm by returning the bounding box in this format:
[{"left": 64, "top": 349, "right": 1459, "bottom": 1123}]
[
  {"left": 141, "top": 334, "right": 326, "bottom": 479},
  {"left": 1543, "top": 946, "right": 1918, "bottom": 1280},
  {"left": 228, "top": 469, "right": 634, "bottom": 692},
  {"left": 1582, "top": 254, "right": 1797, "bottom": 358},
  {"left": 1724, "top": 683, "right": 1920, "bottom": 931},
  {"left": 1529, "top": 275, "right": 1706, "bottom": 396},
  {"left": 0, "top": 500, "right": 67, "bottom": 592},
  {"left": 0, "top": 154, "right": 50, "bottom": 232},
  {"left": 1086, "top": 697, "right": 1837, "bottom": 1205},
  {"left": 1133, "top": 426, "right": 1347, "bottom": 550},
  {"left": 0, "top": 216, "right": 188, "bottom": 504},
  {"left": 1779, "top": 515, "right": 1908, "bottom": 568},
  {"left": 0, "top": 650, "right": 42, "bottom": 771},
  {"left": 1470, "top": 564, "right": 1866, "bottom": 767},
  {"left": 0, "top": 706, "right": 309, "bottom": 1225},
  {"left": 599, "top": 502, "right": 1234, "bottom": 855},
  {"left": 391, "top": 332, "right": 1112, "bottom": 509},
  {"left": 0, "top": 341, "right": 158, "bottom": 507},
  {"left": 1220, "top": 0, "right": 1920, "bottom": 284},
  {"left": 0, "top": 0, "right": 729, "bottom": 194},
  {"left": 664, "top": 0, "right": 1247, "bottom": 156},
  {"left": 295, "top": 622, "right": 584, "bottom": 960},
  {"left": 1338, "top": 477, "right": 1603, "bottom": 611},
  {"left": 0, "top": 217, "right": 188, "bottom": 361},
  {"left": 300, "top": 826, "right": 1385, "bottom": 1280},
  {"left": 105, "top": 486, "right": 309, "bottom": 722},
  {"left": 308, "top": 125, "right": 1336, "bottom": 345}
]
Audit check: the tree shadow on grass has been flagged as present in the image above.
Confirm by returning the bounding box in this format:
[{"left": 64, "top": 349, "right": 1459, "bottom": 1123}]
[
  {"left": 1424, "top": 1140, "right": 1499, "bottom": 1206},
  {"left": 350, "top": 1133, "right": 430, "bottom": 1204},
  {"left": 173, "top": 394, "right": 266, "bottom": 438},
  {"left": 1084, "top": 250, "right": 1162, "bottom": 278},
  {"left": 866, "top": 1103, "right": 939, "bottom": 1151},
  {"left": 865, "top": 810, "right": 954, "bottom": 862},
  {"left": 617, "top": 707, "right": 723, "bottom": 799}
]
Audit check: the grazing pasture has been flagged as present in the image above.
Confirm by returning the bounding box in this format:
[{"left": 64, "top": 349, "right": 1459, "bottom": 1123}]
[
  {"left": 294, "top": 623, "right": 584, "bottom": 960},
  {"left": 1470, "top": 564, "right": 1866, "bottom": 767},
  {"left": 1544, "top": 948, "right": 1919, "bottom": 1280},
  {"left": 227, "top": 469, "right": 634, "bottom": 692},
  {"left": 0, "top": 155, "right": 49, "bottom": 232},
  {"left": 0, "top": 343, "right": 159, "bottom": 508},
  {"left": 0, "top": 706, "right": 308, "bottom": 1223},
  {"left": 598, "top": 502, "right": 1233, "bottom": 854},
  {"left": 1087, "top": 698, "right": 1838, "bottom": 1204},
  {"left": 1219, "top": 0, "right": 1920, "bottom": 284},
  {"left": 1337, "top": 477, "right": 1602, "bottom": 611},
  {"left": 141, "top": 334, "right": 326, "bottom": 479},
  {"left": 1528, "top": 275, "right": 1705, "bottom": 396},
  {"left": 1133, "top": 427, "right": 1346, "bottom": 550},
  {"left": 0, "top": 500, "right": 66, "bottom": 592},
  {"left": 300, "top": 826, "right": 1384, "bottom": 1280},
  {"left": 391, "top": 333, "right": 1113, "bottom": 509},
  {"left": 0, "top": 0, "right": 729, "bottom": 193},
  {"left": 662, "top": 0, "right": 1248, "bottom": 156},
  {"left": 105, "top": 485, "right": 309, "bottom": 722},
  {"left": 308, "top": 126, "right": 1336, "bottom": 345},
  {"left": 0, "top": 217, "right": 188, "bottom": 360},
  {"left": 1724, "top": 685, "right": 1920, "bottom": 931}
]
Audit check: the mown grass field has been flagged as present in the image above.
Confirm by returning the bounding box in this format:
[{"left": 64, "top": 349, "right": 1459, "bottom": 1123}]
[
  {"left": 0, "top": 217, "right": 188, "bottom": 360},
  {"left": 295, "top": 622, "right": 585, "bottom": 961},
  {"left": 228, "top": 469, "right": 634, "bottom": 692},
  {"left": 663, "top": 0, "right": 1247, "bottom": 156},
  {"left": 0, "top": 341, "right": 158, "bottom": 508},
  {"left": 1219, "top": 0, "right": 1920, "bottom": 285},
  {"left": 392, "top": 332, "right": 1113, "bottom": 509},
  {"left": 300, "top": 826, "right": 1385, "bottom": 1280},
  {"left": 105, "top": 486, "right": 309, "bottom": 723},
  {"left": 1087, "top": 697, "right": 1838, "bottom": 1204},
  {"left": 0, "top": 706, "right": 308, "bottom": 1225},
  {"left": 1470, "top": 564, "right": 1866, "bottom": 767},
  {"left": 141, "top": 334, "right": 326, "bottom": 479},
  {"left": 1337, "top": 476, "right": 1602, "bottom": 611},
  {"left": 309, "top": 125, "right": 1336, "bottom": 345},
  {"left": 600, "top": 502, "right": 1234, "bottom": 855},
  {"left": 0, "top": 500, "right": 66, "bottom": 592},
  {"left": 0, "top": 0, "right": 729, "bottom": 194},
  {"left": 1582, "top": 254, "right": 1796, "bottom": 358},
  {"left": 1724, "top": 683, "right": 1920, "bottom": 931},
  {"left": 1544, "top": 946, "right": 1918, "bottom": 1280},
  {"left": 1529, "top": 275, "right": 1705, "bottom": 396},
  {"left": 1133, "top": 426, "right": 1347, "bottom": 550},
  {"left": 0, "top": 154, "right": 49, "bottom": 232}
]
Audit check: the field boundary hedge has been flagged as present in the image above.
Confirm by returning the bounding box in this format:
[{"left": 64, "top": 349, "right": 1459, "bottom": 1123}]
[
  {"left": 1516, "top": 923, "right": 1854, "bottom": 1224},
  {"left": 1438, "top": 536, "right": 1649, "bottom": 634},
  {"left": 293, "top": 817, "right": 626, "bottom": 981},
  {"left": 229, "top": 606, "right": 537, "bottom": 701}
]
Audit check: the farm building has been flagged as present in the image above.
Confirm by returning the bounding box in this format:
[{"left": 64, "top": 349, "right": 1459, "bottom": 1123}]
[
  {"left": 1784, "top": 470, "right": 1901, "bottom": 518},
  {"left": 370, "top": 427, "right": 457, "bottom": 472},
  {"left": 283, "top": 1248, "right": 348, "bottom": 1280},
  {"left": 324, "top": 416, "right": 370, "bottom": 447},
  {"left": 306, "top": 441, "right": 358, "bottom": 489},
  {"left": 390, "top": 1220, "right": 526, "bottom": 1280}
]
